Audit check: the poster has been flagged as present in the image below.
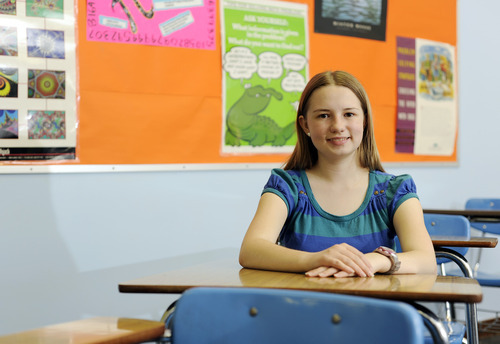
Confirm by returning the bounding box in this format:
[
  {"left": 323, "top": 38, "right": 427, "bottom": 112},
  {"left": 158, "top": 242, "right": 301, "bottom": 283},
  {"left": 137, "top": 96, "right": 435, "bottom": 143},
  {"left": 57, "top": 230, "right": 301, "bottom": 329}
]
[
  {"left": 314, "top": 0, "right": 387, "bottom": 41},
  {"left": 86, "top": 0, "right": 216, "bottom": 50},
  {"left": 395, "top": 36, "right": 416, "bottom": 153},
  {"left": 221, "top": 0, "right": 308, "bottom": 154},
  {"left": 0, "top": 0, "right": 77, "bottom": 161},
  {"left": 396, "top": 36, "right": 457, "bottom": 156}
]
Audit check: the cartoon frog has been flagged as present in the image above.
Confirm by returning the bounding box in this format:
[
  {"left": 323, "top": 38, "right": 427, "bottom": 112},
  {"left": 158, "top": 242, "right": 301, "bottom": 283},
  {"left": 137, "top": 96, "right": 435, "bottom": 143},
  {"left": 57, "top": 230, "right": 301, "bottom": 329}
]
[{"left": 225, "top": 85, "right": 295, "bottom": 147}]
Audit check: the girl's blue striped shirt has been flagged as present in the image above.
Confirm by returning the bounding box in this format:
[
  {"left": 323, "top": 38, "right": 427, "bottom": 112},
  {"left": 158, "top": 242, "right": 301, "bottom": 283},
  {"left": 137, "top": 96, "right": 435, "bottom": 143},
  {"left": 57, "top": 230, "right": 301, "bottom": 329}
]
[{"left": 262, "top": 168, "right": 418, "bottom": 253}]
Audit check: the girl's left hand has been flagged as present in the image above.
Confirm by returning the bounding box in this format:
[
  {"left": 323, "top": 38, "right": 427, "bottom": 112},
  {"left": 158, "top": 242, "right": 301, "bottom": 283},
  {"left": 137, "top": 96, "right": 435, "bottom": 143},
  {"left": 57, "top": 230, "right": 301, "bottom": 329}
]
[
  {"left": 305, "top": 266, "right": 357, "bottom": 278},
  {"left": 305, "top": 252, "right": 390, "bottom": 278}
]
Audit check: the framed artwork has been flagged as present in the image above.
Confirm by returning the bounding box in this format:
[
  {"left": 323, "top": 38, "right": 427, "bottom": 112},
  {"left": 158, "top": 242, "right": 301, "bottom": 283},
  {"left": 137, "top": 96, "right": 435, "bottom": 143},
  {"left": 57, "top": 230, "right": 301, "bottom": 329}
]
[{"left": 314, "top": 0, "right": 387, "bottom": 41}]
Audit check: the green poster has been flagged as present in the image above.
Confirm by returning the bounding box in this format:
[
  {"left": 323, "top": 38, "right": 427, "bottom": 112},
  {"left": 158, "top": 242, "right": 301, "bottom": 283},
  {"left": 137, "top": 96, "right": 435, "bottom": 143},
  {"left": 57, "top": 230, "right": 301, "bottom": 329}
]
[{"left": 221, "top": 0, "right": 308, "bottom": 154}]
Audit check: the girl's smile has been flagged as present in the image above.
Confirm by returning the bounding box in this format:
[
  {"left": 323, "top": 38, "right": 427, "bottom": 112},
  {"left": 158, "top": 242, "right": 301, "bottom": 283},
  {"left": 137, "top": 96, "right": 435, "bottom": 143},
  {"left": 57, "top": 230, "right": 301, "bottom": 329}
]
[{"left": 327, "top": 136, "right": 350, "bottom": 145}]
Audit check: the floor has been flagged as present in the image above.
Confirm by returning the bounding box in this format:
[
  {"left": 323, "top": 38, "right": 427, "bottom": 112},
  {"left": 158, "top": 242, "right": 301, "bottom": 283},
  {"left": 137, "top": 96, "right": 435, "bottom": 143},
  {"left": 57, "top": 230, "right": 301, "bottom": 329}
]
[{"left": 478, "top": 317, "right": 500, "bottom": 343}]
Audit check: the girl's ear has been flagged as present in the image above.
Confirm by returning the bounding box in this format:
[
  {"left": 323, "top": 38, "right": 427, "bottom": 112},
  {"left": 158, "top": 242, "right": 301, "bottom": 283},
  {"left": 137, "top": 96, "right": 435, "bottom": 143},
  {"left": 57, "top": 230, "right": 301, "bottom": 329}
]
[{"left": 299, "top": 115, "right": 309, "bottom": 134}]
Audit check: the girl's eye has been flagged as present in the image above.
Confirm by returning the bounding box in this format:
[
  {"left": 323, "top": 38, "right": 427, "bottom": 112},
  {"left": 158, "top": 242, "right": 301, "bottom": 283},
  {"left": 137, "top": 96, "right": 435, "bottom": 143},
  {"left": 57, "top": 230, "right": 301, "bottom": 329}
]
[
  {"left": 344, "top": 112, "right": 354, "bottom": 117},
  {"left": 318, "top": 113, "right": 329, "bottom": 118}
]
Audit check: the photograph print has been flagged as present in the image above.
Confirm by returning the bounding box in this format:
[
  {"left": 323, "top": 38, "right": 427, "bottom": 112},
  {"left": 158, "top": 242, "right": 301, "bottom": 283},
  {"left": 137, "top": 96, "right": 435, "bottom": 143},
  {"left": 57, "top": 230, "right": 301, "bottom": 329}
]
[{"left": 314, "top": 0, "right": 387, "bottom": 41}]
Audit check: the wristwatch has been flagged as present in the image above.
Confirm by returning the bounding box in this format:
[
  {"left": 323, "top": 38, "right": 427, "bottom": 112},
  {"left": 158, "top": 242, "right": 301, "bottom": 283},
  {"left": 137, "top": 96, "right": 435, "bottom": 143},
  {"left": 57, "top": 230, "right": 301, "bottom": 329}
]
[{"left": 373, "top": 246, "right": 401, "bottom": 274}]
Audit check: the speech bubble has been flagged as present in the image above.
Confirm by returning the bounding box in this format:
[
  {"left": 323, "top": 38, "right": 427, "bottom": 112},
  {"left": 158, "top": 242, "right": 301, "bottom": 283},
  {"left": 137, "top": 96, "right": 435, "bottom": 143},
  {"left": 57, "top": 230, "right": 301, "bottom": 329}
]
[
  {"left": 281, "top": 71, "right": 306, "bottom": 93},
  {"left": 223, "top": 46, "right": 257, "bottom": 80},
  {"left": 257, "top": 52, "right": 283, "bottom": 81},
  {"left": 283, "top": 53, "right": 307, "bottom": 72}
]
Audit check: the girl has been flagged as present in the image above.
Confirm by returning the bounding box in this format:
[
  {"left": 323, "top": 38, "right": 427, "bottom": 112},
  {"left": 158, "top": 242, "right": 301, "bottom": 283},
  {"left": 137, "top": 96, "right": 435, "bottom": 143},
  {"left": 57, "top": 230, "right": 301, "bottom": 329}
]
[{"left": 239, "top": 71, "right": 436, "bottom": 278}]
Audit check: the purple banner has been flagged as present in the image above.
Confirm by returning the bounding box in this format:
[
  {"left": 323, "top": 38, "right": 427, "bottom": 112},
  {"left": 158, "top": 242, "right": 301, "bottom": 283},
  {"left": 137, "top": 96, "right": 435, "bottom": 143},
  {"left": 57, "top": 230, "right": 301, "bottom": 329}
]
[{"left": 395, "top": 36, "right": 416, "bottom": 153}]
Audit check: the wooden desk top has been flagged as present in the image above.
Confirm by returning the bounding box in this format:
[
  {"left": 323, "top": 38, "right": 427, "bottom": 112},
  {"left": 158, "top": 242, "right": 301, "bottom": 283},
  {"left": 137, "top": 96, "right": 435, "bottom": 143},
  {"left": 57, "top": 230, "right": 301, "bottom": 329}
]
[
  {"left": 0, "top": 317, "right": 165, "bottom": 344},
  {"left": 119, "top": 253, "right": 483, "bottom": 304},
  {"left": 424, "top": 209, "right": 500, "bottom": 221},
  {"left": 431, "top": 236, "right": 498, "bottom": 248}
]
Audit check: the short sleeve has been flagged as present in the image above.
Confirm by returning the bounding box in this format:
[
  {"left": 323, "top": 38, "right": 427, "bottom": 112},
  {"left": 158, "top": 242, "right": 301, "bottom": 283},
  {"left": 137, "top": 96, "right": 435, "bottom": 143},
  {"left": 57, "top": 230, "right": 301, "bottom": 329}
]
[
  {"left": 386, "top": 174, "right": 419, "bottom": 219},
  {"left": 262, "top": 169, "right": 299, "bottom": 216}
]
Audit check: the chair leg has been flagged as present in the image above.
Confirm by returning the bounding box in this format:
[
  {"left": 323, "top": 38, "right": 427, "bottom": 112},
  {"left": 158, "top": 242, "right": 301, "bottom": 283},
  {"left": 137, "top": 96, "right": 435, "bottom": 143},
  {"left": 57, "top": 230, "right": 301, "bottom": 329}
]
[
  {"left": 159, "top": 300, "right": 177, "bottom": 342},
  {"left": 441, "top": 263, "right": 457, "bottom": 322},
  {"left": 472, "top": 232, "right": 486, "bottom": 278},
  {"left": 450, "top": 302, "right": 457, "bottom": 321}
]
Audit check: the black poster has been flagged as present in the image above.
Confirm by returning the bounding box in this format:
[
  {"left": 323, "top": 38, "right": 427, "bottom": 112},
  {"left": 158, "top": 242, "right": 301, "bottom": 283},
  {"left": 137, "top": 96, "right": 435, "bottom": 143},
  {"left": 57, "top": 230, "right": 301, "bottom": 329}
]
[{"left": 314, "top": 0, "right": 387, "bottom": 41}]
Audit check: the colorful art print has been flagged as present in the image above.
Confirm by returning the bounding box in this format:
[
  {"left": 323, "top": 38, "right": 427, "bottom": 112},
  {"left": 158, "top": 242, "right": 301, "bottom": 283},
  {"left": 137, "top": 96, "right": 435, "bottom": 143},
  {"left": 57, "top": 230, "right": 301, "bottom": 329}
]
[
  {"left": 26, "top": 0, "right": 64, "bottom": 19},
  {"left": 27, "top": 29, "right": 66, "bottom": 59},
  {"left": 86, "top": 0, "right": 216, "bottom": 50},
  {"left": 0, "top": 67, "right": 18, "bottom": 98},
  {"left": 28, "top": 69, "right": 65, "bottom": 99},
  {"left": 28, "top": 110, "right": 66, "bottom": 139},
  {"left": 0, "top": 26, "right": 18, "bottom": 56},
  {"left": 314, "top": 0, "right": 387, "bottom": 41},
  {"left": 0, "top": 109, "right": 18, "bottom": 139},
  {"left": 0, "top": 0, "right": 16, "bottom": 15},
  {"left": 418, "top": 45, "right": 455, "bottom": 101}
]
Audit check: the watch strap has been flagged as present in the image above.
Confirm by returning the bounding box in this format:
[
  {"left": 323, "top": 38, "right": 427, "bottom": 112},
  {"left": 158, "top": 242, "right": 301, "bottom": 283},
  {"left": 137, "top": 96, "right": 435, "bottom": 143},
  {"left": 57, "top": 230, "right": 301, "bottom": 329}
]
[{"left": 374, "top": 246, "right": 401, "bottom": 274}]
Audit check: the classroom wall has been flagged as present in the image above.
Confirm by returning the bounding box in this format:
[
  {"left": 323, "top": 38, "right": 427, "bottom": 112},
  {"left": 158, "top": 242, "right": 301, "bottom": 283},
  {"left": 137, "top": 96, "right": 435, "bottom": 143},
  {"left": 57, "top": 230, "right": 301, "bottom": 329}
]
[{"left": 1, "top": 0, "right": 500, "bottom": 335}]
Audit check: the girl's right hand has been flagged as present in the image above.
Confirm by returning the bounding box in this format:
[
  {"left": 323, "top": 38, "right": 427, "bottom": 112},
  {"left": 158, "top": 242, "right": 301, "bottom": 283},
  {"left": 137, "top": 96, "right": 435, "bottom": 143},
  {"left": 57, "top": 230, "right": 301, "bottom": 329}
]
[{"left": 305, "top": 243, "right": 374, "bottom": 278}]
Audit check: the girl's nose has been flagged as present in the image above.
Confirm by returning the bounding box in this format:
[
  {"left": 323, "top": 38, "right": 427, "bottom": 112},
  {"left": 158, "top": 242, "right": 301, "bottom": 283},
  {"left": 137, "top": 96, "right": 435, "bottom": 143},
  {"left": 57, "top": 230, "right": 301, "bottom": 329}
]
[{"left": 330, "top": 115, "right": 345, "bottom": 132}]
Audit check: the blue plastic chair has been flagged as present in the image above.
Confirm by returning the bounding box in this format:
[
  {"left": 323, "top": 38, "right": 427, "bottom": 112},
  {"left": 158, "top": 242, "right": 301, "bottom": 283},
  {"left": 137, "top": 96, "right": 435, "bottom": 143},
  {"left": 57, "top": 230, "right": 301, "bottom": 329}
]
[
  {"left": 424, "top": 214, "right": 471, "bottom": 344},
  {"left": 168, "top": 287, "right": 427, "bottom": 344},
  {"left": 396, "top": 213, "right": 470, "bottom": 344},
  {"left": 425, "top": 213, "right": 470, "bottom": 261},
  {"left": 395, "top": 213, "right": 470, "bottom": 270},
  {"left": 465, "top": 198, "right": 500, "bottom": 286},
  {"left": 465, "top": 199, "right": 500, "bottom": 337}
]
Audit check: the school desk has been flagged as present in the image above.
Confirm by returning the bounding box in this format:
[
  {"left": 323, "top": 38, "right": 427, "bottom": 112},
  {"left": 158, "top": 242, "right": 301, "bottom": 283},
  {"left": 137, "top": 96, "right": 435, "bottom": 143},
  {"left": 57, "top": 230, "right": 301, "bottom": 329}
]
[
  {"left": 0, "top": 317, "right": 165, "bottom": 344},
  {"left": 430, "top": 236, "right": 498, "bottom": 276},
  {"left": 118, "top": 248, "right": 483, "bottom": 344},
  {"left": 432, "top": 236, "right": 498, "bottom": 249},
  {"left": 427, "top": 213, "right": 499, "bottom": 278},
  {"left": 424, "top": 209, "right": 500, "bottom": 222}
]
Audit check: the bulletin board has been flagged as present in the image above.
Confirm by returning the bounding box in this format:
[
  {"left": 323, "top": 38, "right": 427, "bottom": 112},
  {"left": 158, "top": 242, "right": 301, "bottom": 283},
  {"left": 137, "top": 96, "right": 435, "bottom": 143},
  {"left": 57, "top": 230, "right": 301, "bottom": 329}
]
[{"left": 4, "top": 0, "right": 458, "bottom": 169}]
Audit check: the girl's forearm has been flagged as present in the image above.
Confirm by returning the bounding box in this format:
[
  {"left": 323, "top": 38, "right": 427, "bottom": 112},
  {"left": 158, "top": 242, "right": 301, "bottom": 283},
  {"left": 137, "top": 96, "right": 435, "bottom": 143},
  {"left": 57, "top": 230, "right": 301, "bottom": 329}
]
[{"left": 239, "top": 239, "right": 314, "bottom": 272}]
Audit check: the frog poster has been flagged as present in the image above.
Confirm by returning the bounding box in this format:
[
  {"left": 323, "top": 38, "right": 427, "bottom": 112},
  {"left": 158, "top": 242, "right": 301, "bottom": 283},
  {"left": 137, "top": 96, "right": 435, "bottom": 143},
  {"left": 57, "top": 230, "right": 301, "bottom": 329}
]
[{"left": 221, "top": 0, "right": 308, "bottom": 154}]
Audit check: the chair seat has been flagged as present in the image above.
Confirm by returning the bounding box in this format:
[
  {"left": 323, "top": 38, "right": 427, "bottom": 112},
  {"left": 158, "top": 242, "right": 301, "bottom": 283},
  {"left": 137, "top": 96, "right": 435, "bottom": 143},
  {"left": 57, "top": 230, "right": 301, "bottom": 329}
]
[
  {"left": 445, "top": 268, "right": 500, "bottom": 286},
  {"left": 424, "top": 321, "right": 466, "bottom": 344},
  {"left": 475, "top": 271, "right": 500, "bottom": 287}
]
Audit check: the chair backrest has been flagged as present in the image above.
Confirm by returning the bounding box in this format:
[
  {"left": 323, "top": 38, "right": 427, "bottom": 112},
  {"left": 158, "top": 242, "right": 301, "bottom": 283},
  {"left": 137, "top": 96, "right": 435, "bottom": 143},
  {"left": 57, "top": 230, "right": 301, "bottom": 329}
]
[
  {"left": 170, "top": 287, "right": 425, "bottom": 344},
  {"left": 395, "top": 213, "right": 470, "bottom": 264},
  {"left": 465, "top": 198, "right": 500, "bottom": 235},
  {"left": 424, "top": 213, "right": 470, "bottom": 265},
  {"left": 425, "top": 213, "right": 470, "bottom": 254}
]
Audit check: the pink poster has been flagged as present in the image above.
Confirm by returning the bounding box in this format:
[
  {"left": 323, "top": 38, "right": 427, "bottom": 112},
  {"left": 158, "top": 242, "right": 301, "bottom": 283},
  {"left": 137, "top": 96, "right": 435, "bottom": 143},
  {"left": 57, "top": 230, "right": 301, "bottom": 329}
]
[{"left": 86, "top": 0, "right": 216, "bottom": 50}]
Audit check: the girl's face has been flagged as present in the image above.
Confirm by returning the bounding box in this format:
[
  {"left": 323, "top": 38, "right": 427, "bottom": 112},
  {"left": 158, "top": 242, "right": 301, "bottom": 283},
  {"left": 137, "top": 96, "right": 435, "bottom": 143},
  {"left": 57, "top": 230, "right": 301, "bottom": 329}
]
[{"left": 299, "top": 85, "right": 365, "bottom": 162}]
